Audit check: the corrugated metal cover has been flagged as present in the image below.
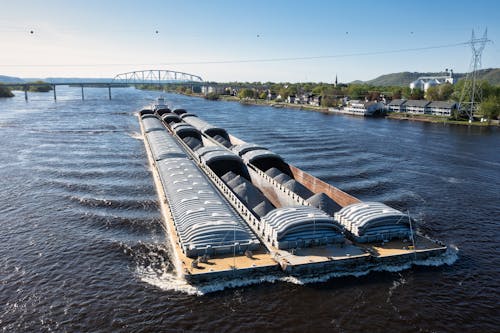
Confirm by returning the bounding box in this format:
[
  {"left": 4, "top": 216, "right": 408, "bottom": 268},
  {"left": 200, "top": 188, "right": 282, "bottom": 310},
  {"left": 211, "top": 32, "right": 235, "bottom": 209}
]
[
  {"left": 195, "top": 146, "right": 227, "bottom": 159},
  {"left": 171, "top": 123, "right": 201, "bottom": 139},
  {"left": 261, "top": 206, "right": 344, "bottom": 249},
  {"left": 161, "top": 114, "right": 181, "bottom": 124},
  {"left": 183, "top": 115, "right": 212, "bottom": 131},
  {"left": 199, "top": 148, "right": 244, "bottom": 166},
  {"left": 141, "top": 116, "right": 164, "bottom": 133},
  {"left": 146, "top": 130, "right": 186, "bottom": 161},
  {"left": 180, "top": 113, "right": 198, "bottom": 119},
  {"left": 241, "top": 149, "right": 283, "bottom": 165},
  {"left": 232, "top": 143, "right": 267, "bottom": 157},
  {"left": 171, "top": 123, "right": 195, "bottom": 131},
  {"left": 183, "top": 116, "right": 229, "bottom": 139},
  {"left": 156, "top": 157, "right": 259, "bottom": 257},
  {"left": 334, "top": 202, "right": 410, "bottom": 241}
]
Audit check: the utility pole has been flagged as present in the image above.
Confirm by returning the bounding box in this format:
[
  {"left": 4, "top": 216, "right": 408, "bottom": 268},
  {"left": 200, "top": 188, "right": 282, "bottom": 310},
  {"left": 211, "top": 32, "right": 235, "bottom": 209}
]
[{"left": 459, "top": 29, "right": 491, "bottom": 122}]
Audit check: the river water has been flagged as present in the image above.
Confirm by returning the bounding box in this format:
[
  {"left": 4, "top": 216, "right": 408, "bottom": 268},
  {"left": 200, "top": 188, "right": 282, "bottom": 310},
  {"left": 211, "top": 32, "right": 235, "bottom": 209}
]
[{"left": 0, "top": 87, "right": 498, "bottom": 332}]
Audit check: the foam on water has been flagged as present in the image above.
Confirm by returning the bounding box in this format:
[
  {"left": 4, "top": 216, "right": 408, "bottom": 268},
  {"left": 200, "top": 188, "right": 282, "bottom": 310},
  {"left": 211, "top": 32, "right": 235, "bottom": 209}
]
[
  {"left": 136, "top": 245, "right": 459, "bottom": 295},
  {"left": 128, "top": 131, "right": 143, "bottom": 140}
]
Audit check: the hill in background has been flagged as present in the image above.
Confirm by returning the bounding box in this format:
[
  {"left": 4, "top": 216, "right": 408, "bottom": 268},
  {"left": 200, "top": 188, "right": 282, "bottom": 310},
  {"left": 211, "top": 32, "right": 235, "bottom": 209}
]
[
  {"left": 356, "top": 68, "right": 500, "bottom": 86},
  {"left": 0, "top": 75, "right": 25, "bottom": 83}
]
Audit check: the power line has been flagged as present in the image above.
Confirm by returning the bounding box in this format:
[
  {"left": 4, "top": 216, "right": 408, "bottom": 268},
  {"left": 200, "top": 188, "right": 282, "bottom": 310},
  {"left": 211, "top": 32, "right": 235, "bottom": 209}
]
[{"left": 0, "top": 41, "right": 473, "bottom": 68}]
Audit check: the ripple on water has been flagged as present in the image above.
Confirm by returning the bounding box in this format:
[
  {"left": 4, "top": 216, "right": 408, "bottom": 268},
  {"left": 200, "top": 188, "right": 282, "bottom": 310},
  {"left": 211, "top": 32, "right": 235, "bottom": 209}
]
[{"left": 0, "top": 90, "right": 498, "bottom": 332}]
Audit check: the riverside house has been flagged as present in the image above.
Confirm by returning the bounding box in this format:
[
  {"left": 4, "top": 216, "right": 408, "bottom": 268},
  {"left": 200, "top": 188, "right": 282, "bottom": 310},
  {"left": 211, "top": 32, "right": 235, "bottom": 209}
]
[
  {"left": 405, "top": 100, "right": 431, "bottom": 114},
  {"left": 387, "top": 99, "right": 407, "bottom": 112},
  {"left": 428, "top": 101, "right": 458, "bottom": 116},
  {"left": 344, "top": 100, "right": 385, "bottom": 116}
]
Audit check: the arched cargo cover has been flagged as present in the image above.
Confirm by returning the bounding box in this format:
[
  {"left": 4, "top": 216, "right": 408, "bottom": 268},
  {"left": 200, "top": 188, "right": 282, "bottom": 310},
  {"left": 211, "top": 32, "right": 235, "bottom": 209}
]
[
  {"left": 156, "top": 158, "right": 259, "bottom": 257},
  {"left": 334, "top": 202, "right": 411, "bottom": 242},
  {"left": 241, "top": 149, "right": 291, "bottom": 176},
  {"left": 231, "top": 143, "right": 267, "bottom": 157},
  {"left": 161, "top": 114, "right": 182, "bottom": 124},
  {"left": 141, "top": 115, "right": 164, "bottom": 133},
  {"left": 180, "top": 113, "right": 198, "bottom": 119},
  {"left": 156, "top": 108, "right": 171, "bottom": 116},
  {"left": 197, "top": 146, "right": 250, "bottom": 180},
  {"left": 171, "top": 123, "right": 202, "bottom": 141},
  {"left": 173, "top": 108, "right": 187, "bottom": 115},
  {"left": 261, "top": 206, "right": 344, "bottom": 249},
  {"left": 139, "top": 109, "right": 154, "bottom": 116}
]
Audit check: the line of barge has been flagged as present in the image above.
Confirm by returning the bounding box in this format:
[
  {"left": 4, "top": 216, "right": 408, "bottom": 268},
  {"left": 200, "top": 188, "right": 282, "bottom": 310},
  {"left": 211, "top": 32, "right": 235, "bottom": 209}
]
[{"left": 138, "top": 97, "right": 447, "bottom": 284}]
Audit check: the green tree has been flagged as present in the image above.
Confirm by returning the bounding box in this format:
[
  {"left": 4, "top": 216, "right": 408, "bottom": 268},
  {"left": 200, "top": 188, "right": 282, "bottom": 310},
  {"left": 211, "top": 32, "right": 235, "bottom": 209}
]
[
  {"left": 391, "top": 89, "right": 402, "bottom": 99},
  {"left": 438, "top": 83, "right": 454, "bottom": 100},
  {"left": 0, "top": 85, "right": 14, "bottom": 97},
  {"left": 401, "top": 87, "right": 412, "bottom": 99},
  {"left": 258, "top": 92, "right": 267, "bottom": 99},
  {"left": 204, "top": 92, "right": 219, "bottom": 100},
  {"left": 410, "top": 88, "right": 424, "bottom": 100},
  {"left": 451, "top": 79, "right": 490, "bottom": 103},
  {"left": 425, "top": 86, "right": 439, "bottom": 101},
  {"left": 28, "top": 80, "right": 53, "bottom": 92},
  {"left": 479, "top": 95, "right": 500, "bottom": 121},
  {"left": 321, "top": 96, "right": 338, "bottom": 107},
  {"left": 312, "top": 86, "right": 323, "bottom": 95},
  {"left": 238, "top": 88, "right": 255, "bottom": 99},
  {"left": 278, "top": 87, "right": 289, "bottom": 99},
  {"left": 347, "top": 84, "right": 368, "bottom": 99}
]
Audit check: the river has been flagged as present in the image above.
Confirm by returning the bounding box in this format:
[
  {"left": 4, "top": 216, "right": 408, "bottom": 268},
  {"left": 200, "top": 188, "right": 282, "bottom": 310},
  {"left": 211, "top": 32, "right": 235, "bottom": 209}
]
[{"left": 0, "top": 86, "right": 498, "bottom": 332}]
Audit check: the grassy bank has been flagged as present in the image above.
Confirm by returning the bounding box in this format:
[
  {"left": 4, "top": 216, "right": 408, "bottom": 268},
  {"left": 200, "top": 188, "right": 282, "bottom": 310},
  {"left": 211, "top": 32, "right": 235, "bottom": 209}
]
[
  {"left": 218, "top": 95, "right": 329, "bottom": 112},
  {"left": 386, "top": 112, "right": 498, "bottom": 126}
]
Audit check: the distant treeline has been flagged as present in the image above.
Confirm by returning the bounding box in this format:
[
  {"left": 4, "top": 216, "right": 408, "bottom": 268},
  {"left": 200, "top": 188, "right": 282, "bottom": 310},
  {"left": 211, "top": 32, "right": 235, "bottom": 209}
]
[
  {"left": 0, "top": 80, "right": 54, "bottom": 97},
  {"left": 0, "top": 85, "right": 14, "bottom": 97}
]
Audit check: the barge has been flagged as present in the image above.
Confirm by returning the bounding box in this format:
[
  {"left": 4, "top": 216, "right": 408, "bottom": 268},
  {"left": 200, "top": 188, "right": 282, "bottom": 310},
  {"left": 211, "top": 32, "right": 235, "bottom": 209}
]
[{"left": 138, "top": 97, "right": 447, "bottom": 284}]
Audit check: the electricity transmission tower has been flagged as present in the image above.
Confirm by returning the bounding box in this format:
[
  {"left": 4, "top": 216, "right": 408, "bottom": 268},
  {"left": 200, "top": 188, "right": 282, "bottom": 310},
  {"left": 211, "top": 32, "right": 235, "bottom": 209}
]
[{"left": 459, "top": 29, "right": 491, "bottom": 121}]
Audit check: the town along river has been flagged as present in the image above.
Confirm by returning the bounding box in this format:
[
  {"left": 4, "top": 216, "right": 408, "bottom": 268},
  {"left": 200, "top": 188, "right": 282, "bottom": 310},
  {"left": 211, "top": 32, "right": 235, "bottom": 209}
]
[{"left": 0, "top": 87, "right": 498, "bottom": 332}]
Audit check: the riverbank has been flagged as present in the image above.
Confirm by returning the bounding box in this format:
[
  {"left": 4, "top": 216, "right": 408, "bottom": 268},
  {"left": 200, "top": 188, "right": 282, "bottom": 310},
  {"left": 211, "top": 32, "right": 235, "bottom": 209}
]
[
  {"left": 0, "top": 85, "right": 14, "bottom": 97},
  {"left": 219, "top": 95, "right": 329, "bottom": 112},
  {"left": 386, "top": 112, "right": 499, "bottom": 126},
  {"left": 149, "top": 89, "right": 499, "bottom": 126}
]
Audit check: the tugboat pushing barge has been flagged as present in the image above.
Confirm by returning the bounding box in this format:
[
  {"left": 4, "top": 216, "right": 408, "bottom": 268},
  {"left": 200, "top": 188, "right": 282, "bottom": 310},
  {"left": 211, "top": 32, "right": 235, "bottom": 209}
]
[{"left": 138, "top": 97, "right": 447, "bottom": 284}]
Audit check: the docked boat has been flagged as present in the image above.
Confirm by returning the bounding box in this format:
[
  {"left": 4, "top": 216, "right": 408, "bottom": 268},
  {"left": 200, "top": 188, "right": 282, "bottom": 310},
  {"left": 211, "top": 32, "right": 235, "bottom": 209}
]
[{"left": 138, "top": 98, "right": 447, "bottom": 284}]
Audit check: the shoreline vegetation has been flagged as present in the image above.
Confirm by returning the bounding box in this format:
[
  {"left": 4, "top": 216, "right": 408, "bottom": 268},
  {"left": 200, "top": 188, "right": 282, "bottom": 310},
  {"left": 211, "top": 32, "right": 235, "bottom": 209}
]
[
  {"left": 0, "top": 85, "right": 14, "bottom": 97},
  {"left": 0, "top": 81, "right": 53, "bottom": 98},
  {"left": 2, "top": 80, "right": 497, "bottom": 126},
  {"left": 137, "top": 84, "right": 499, "bottom": 127}
]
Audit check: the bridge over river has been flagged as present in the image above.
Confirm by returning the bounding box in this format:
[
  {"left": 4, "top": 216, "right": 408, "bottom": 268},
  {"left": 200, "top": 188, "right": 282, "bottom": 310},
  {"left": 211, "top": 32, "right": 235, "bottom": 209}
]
[{"left": 6, "top": 69, "right": 205, "bottom": 100}]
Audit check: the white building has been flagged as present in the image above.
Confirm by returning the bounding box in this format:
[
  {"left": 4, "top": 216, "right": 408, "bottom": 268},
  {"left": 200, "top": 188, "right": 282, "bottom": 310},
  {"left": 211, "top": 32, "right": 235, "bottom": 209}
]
[
  {"left": 428, "top": 101, "right": 458, "bottom": 116},
  {"left": 387, "top": 99, "right": 407, "bottom": 112},
  {"left": 201, "top": 85, "right": 225, "bottom": 95},
  {"left": 343, "top": 100, "right": 385, "bottom": 116},
  {"left": 409, "top": 70, "right": 455, "bottom": 92},
  {"left": 405, "top": 100, "right": 431, "bottom": 114}
]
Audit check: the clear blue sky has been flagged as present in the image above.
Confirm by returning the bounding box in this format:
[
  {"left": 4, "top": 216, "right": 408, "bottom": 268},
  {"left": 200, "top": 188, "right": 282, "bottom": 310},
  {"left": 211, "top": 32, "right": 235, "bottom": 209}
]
[{"left": 1, "top": 0, "right": 499, "bottom": 82}]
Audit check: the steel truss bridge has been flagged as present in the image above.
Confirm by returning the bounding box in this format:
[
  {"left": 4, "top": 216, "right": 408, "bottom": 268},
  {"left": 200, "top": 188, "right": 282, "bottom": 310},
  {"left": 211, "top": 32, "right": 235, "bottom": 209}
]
[
  {"left": 4, "top": 69, "right": 205, "bottom": 101},
  {"left": 113, "top": 69, "right": 203, "bottom": 84}
]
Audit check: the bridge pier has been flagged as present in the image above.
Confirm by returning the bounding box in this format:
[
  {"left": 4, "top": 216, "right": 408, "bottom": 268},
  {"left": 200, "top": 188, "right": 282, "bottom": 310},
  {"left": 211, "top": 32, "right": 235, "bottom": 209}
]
[
  {"left": 24, "top": 86, "right": 28, "bottom": 101},
  {"left": 81, "top": 85, "right": 84, "bottom": 100},
  {"left": 108, "top": 86, "right": 111, "bottom": 100},
  {"left": 53, "top": 85, "right": 56, "bottom": 100}
]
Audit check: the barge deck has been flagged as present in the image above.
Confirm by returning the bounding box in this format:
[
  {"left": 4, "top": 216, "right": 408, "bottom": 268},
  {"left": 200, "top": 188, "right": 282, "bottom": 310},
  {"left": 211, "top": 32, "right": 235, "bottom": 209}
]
[{"left": 137, "top": 99, "right": 447, "bottom": 284}]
